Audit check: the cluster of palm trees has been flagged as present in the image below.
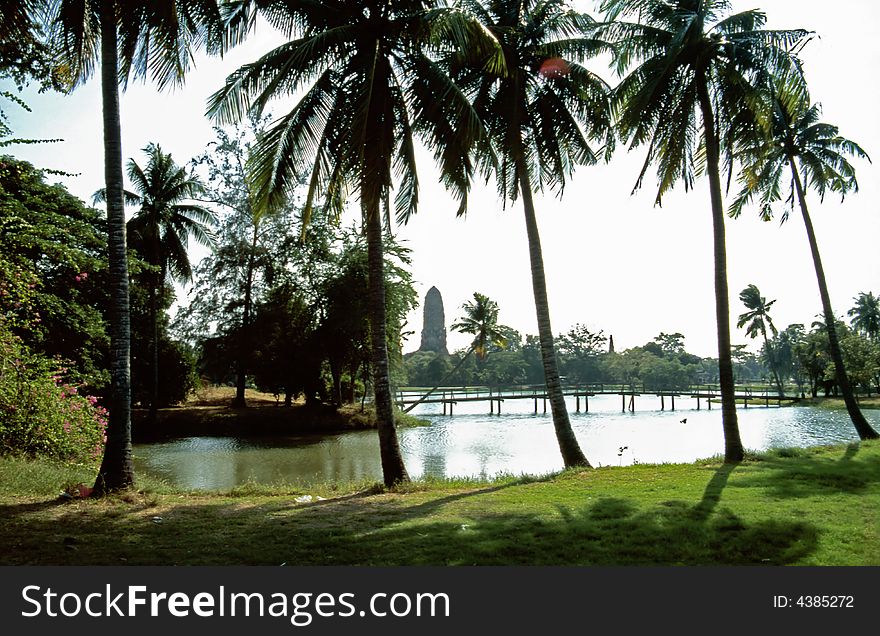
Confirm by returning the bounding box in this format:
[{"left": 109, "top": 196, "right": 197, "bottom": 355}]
[
  {"left": 739, "top": 284, "right": 880, "bottom": 400},
  {"left": 8, "top": 0, "right": 876, "bottom": 492}
]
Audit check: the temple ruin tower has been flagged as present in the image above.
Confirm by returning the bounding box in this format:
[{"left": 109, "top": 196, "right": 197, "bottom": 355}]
[{"left": 418, "top": 286, "right": 449, "bottom": 355}]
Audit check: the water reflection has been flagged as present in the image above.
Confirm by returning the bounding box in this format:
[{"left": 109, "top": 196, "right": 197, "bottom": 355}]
[{"left": 133, "top": 395, "right": 880, "bottom": 490}]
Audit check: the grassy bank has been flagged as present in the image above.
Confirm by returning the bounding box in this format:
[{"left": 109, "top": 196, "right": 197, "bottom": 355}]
[
  {"left": 797, "top": 396, "right": 880, "bottom": 410},
  {"left": 1, "top": 440, "right": 878, "bottom": 566},
  {"left": 133, "top": 387, "right": 427, "bottom": 442}
]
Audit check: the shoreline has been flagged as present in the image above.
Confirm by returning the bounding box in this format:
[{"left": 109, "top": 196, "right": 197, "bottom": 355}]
[{"left": 1, "top": 440, "right": 877, "bottom": 565}]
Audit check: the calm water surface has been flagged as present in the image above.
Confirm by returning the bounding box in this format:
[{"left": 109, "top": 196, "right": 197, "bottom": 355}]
[{"left": 133, "top": 395, "right": 880, "bottom": 490}]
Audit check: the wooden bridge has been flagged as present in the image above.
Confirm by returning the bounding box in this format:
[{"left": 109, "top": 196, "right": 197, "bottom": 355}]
[{"left": 395, "top": 384, "right": 802, "bottom": 415}]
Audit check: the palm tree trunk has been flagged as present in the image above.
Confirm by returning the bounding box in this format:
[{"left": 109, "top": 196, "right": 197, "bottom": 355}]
[
  {"left": 516, "top": 156, "right": 589, "bottom": 468},
  {"left": 147, "top": 248, "right": 162, "bottom": 426},
  {"left": 790, "top": 160, "right": 879, "bottom": 439},
  {"left": 148, "top": 273, "right": 159, "bottom": 424},
  {"left": 365, "top": 201, "right": 409, "bottom": 486},
  {"left": 402, "top": 346, "right": 475, "bottom": 414},
  {"left": 233, "top": 223, "right": 258, "bottom": 408},
  {"left": 697, "top": 77, "right": 744, "bottom": 462},
  {"left": 93, "top": 1, "right": 134, "bottom": 493}
]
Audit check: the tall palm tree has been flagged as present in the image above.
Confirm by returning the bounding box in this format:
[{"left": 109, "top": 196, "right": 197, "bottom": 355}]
[
  {"left": 208, "top": 0, "right": 501, "bottom": 486},
  {"left": 97, "top": 143, "right": 216, "bottom": 423},
  {"left": 451, "top": 0, "right": 615, "bottom": 468},
  {"left": 730, "top": 96, "right": 879, "bottom": 440},
  {"left": 736, "top": 284, "right": 783, "bottom": 396},
  {"left": 403, "top": 291, "right": 508, "bottom": 413},
  {"left": 48, "top": 0, "right": 221, "bottom": 493},
  {"left": 848, "top": 292, "right": 880, "bottom": 343},
  {"left": 600, "top": 0, "right": 808, "bottom": 462}
]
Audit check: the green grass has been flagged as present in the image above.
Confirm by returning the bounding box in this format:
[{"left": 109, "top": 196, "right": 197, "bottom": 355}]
[
  {"left": 797, "top": 396, "right": 880, "bottom": 410},
  {"left": 1, "top": 441, "right": 878, "bottom": 566}
]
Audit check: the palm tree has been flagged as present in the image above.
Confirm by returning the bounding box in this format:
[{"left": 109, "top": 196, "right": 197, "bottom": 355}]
[
  {"left": 207, "top": 0, "right": 501, "bottom": 486},
  {"left": 600, "top": 0, "right": 808, "bottom": 462},
  {"left": 451, "top": 0, "right": 615, "bottom": 468},
  {"left": 97, "top": 143, "right": 216, "bottom": 423},
  {"left": 48, "top": 0, "right": 221, "bottom": 493},
  {"left": 403, "top": 292, "right": 508, "bottom": 413},
  {"left": 736, "top": 284, "right": 783, "bottom": 396},
  {"left": 849, "top": 292, "right": 880, "bottom": 343},
  {"left": 730, "top": 96, "right": 879, "bottom": 440}
]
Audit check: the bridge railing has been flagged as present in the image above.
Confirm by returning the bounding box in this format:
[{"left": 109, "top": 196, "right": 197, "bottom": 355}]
[{"left": 396, "top": 382, "right": 793, "bottom": 402}]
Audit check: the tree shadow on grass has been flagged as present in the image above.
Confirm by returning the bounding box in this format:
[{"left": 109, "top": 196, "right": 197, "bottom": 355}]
[
  {"left": 735, "top": 444, "right": 880, "bottom": 499},
  {"left": 0, "top": 464, "right": 818, "bottom": 566}
]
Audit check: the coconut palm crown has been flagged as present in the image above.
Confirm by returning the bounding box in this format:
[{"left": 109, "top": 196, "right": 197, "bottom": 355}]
[
  {"left": 849, "top": 292, "right": 880, "bottom": 342},
  {"left": 452, "top": 291, "right": 509, "bottom": 360},
  {"left": 207, "top": 0, "right": 504, "bottom": 486},
  {"left": 736, "top": 283, "right": 783, "bottom": 396},
  {"left": 729, "top": 92, "right": 878, "bottom": 440},
  {"left": 447, "top": 0, "right": 615, "bottom": 469},
  {"left": 599, "top": 0, "right": 809, "bottom": 462}
]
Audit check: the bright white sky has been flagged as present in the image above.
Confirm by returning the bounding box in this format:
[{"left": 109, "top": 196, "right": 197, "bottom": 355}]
[{"left": 3, "top": 1, "right": 879, "bottom": 358}]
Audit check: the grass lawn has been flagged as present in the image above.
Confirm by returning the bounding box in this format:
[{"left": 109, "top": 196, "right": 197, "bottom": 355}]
[{"left": 1, "top": 441, "right": 878, "bottom": 566}]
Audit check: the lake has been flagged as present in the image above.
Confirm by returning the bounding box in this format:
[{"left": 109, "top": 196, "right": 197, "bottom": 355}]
[{"left": 132, "top": 394, "right": 880, "bottom": 490}]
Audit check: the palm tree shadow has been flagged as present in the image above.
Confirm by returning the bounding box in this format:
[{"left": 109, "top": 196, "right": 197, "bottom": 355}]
[
  {"left": 691, "top": 463, "right": 736, "bottom": 522},
  {"left": 840, "top": 442, "right": 860, "bottom": 462},
  {"left": 736, "top": 446, "right": 880, "bottom": 498}
]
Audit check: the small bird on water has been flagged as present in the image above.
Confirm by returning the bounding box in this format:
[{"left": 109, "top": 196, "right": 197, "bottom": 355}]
[{"left": 680, "top": 418, "right": 687, "bottom": 424}]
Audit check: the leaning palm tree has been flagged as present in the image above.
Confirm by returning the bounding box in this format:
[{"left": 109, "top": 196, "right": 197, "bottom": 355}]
[
  {"left": 97, "top": 143, "right": 216, "bottom": 423},
  {"left": 737, "top": 284, "right": 783, "bottom": 396},
  {"left": 848, "top": 292, "right": 880, "bottom": 343},
  {"left": 451, "top": 0, "right": 615, "bottom": 468},
  {"left": 208, "top": 0, "right": 501, "bottom": 486},
  {"left": 730, "top": 96, "right": 879, "bottom": 440},
  {"left": 600, "top": 0, "right": 809, "bottom": 462},
  {"left": 403, "top": 292, "right": 508, "bottom": 413},
  {"left": 48, "top": 0, "right": 221, "bottom": 493}
]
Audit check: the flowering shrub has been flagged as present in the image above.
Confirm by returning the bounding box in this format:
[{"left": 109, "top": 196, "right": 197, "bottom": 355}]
[{"left": 0, "top": 323, "right": 107, "bottom": 466}]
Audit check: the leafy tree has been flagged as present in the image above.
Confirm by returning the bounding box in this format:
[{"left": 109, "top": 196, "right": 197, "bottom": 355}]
[
  {"left": 557, "top": 324, "right": 608, "bottom": 384},
  {"left": 480, "top": 350, "right": 527, "bottom": 385},
  {"left": 319, "top": 229, "right": 418, "bottom": 407},
  {"left": 250, "top": 282, "right": 322, "bottom": 405},
  {"left": 189, "top": 119, "right": 278, "bottom": 407},
  {"left": 209, "top": 0, "right": 499, "bottom": 486},
  {"left": 171, "top": 189, "right": 297, "bottom": 394},
  {"left": 736, "top": 284, "right": 783, "bottom": 395},
  {"left": 452, "top": 0, "right": 615, "bottom": 468},
  {"left": 848, "top": 292, "right": 880, "bottom": 343},
  {"left": 0, "top": 156, "right": 109, "bottom": 387},
  {"left": 651, "top": 332, "right": 686, "bottom": 358},
  {"left": 49, "top": 0, "right": 221, "bottom": 492},
  {"left": 837, "top": 329, "right": 879, "bottom": 396},
  {"left": 600, "top": 0, "right": 808, "bottom": 462},
  {"left": 731, "top": 93, "right": 878, "bottom": 439}
]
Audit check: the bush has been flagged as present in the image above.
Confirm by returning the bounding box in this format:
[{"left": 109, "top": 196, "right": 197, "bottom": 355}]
[
  {"left": 131, "top": 336, "right": 199, "bottom": 407},
  {"left": 0, "top": 324, "right": 107, "bottom": 466}
]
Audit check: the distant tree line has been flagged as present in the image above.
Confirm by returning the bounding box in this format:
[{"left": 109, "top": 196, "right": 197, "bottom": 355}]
[{"left": 406, "top": 308, "right": 880, "bottom": 398}]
